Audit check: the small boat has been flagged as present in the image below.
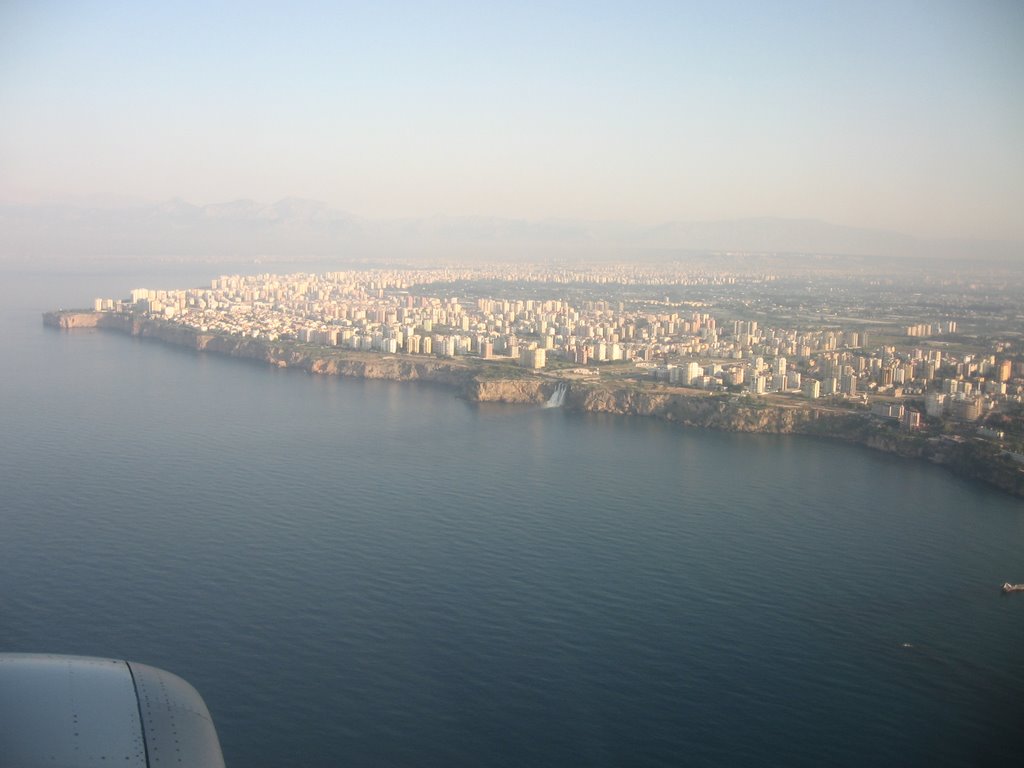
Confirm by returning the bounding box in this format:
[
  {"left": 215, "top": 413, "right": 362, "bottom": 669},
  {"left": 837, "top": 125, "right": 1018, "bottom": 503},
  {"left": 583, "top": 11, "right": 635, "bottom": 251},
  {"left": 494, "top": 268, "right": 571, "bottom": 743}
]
[{"left": 1001, "top": 583, "right": 1024, "bottom": 594}]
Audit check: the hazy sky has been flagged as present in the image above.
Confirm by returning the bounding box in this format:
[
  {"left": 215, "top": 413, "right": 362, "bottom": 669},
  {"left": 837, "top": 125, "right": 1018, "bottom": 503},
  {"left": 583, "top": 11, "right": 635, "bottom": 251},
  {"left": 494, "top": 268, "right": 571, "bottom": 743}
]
[{"left": 2, "top": 1, "right": 1022, "bottom": 239}]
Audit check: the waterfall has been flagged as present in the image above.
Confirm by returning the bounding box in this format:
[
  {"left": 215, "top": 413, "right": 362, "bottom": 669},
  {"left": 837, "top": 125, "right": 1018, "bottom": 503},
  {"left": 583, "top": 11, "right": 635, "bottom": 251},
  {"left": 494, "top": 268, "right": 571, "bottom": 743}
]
[{"left": 545, "top": 382, "right": 568, "bottom": 408}]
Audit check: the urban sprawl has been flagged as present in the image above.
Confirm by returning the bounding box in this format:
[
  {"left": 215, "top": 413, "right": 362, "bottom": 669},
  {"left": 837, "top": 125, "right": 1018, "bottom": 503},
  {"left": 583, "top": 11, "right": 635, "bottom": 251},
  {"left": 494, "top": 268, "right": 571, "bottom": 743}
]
[{"left": 93, "top": 263, "right": 1024, "bottom": 448}]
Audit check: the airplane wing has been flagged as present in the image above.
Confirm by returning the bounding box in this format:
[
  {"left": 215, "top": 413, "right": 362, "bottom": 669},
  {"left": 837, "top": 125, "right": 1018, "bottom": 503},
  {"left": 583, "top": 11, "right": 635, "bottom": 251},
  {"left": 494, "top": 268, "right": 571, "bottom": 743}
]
[{"left": 0, "top": 653, "right": 225, "bottom": 767}]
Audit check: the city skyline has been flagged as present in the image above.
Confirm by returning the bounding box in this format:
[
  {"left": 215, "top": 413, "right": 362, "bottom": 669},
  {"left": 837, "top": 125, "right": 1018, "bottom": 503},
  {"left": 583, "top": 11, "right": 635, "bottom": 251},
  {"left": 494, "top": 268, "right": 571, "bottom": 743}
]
[
  {"left": 51, "top": 258, "right": 1024, "bottom": 497},
  {"left": 2, "top": 1, "right": 1023, "bottom": 244}
]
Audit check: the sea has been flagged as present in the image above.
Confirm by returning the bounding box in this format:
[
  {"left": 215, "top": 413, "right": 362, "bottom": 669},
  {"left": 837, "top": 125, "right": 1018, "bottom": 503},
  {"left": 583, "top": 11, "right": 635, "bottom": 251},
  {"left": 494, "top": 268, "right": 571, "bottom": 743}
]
[{"left": 1, "top": 262, "right": 1023, "bottom": 767}]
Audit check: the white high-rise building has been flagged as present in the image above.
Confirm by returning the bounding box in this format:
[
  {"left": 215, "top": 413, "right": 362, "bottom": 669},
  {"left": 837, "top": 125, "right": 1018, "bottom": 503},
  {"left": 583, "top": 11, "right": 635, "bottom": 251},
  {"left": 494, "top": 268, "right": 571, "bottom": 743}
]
[{"left": 685, "top": 361, "right": 703, "bottom": 385}]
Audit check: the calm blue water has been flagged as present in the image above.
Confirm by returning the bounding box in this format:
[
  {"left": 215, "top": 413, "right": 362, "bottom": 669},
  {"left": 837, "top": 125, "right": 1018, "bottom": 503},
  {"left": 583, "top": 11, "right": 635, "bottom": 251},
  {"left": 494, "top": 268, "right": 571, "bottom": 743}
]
[{"left": 1, "top": 265, "right": 1023, "bottom": 767}]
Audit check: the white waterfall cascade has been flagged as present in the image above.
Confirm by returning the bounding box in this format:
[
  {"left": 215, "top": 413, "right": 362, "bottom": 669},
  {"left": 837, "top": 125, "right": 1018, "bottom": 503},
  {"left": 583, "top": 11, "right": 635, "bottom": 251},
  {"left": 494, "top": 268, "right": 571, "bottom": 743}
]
[{"left": 544, "top": 382, "right": 568, "bottom": 408}]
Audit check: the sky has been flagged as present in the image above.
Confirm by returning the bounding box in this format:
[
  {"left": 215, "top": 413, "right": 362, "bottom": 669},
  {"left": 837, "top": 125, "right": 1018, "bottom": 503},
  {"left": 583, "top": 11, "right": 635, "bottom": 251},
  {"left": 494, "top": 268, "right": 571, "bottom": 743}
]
[{"left": 1, "top": 0, "right": 1022, "bottom": 240}]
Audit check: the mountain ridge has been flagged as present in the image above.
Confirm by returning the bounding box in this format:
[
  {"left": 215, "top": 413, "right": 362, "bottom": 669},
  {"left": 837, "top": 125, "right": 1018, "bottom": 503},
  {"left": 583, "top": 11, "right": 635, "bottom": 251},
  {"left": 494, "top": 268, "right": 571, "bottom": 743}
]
[{"left": 1, "top": 198, "right": 1019, "bottom": 262}]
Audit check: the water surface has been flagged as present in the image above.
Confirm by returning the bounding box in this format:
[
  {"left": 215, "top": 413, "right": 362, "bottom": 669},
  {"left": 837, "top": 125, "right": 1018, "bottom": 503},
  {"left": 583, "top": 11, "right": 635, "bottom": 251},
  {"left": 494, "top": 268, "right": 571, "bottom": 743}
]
[{"left": 1, "top": 266, "right": 1022, "bottom": 767}]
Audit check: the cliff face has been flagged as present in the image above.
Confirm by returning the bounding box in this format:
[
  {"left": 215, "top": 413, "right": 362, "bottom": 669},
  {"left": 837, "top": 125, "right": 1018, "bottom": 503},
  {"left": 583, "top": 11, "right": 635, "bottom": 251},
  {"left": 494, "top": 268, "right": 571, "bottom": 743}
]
[
  {"left": 571, "top": 386, "right": 855, "bottom": 435},
  {"left": 124, "top": 318, "right": 477, "bottom": 388},
  {"left": 43, "top": 312, "right": 1024, "bottom": 497},
  {"left": 866, "top": 434, "right": 1024, "bottom": 497},
  {"left": 39, "top": 315, "right": 857, "bottom": 437},
  {"left": 291, "top": 354, "right": 473, "bottom": 388},
  {"left": 465, "top": 379, "right": 857, "bottom": 435},
  {"left": 43, "top": 311, "right": 132, "bottom": 331},
  {"left": 863, "top": 433, "right": 926, "bottom": 458},
  {"left": 467, "top": 379, "right": 550, "bottom": 404}
]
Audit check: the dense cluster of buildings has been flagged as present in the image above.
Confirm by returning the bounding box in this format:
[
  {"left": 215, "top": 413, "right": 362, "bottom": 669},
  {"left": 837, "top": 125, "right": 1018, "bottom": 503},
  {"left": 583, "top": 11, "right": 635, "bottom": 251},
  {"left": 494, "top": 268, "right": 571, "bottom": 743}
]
[{"left": 95, "top": 267, "right": 1023, "bottom": 428}]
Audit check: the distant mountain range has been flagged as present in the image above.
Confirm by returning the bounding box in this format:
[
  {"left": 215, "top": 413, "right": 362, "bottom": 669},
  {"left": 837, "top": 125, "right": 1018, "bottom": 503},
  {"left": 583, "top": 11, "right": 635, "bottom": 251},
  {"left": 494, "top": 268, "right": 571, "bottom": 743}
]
[{"left": 0, "top": 197, "right": 1019, "bottom": 263}]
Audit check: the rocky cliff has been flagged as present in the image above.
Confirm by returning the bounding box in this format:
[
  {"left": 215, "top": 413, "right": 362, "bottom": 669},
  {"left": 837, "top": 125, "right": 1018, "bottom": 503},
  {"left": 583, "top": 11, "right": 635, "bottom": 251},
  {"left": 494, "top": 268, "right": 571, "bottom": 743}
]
[
  {"left": 568, "top": 386, "right": 856, "bottom": 434},
  {"left": 45, "top": 311, "right": 1024, "bottom": 497},
  {"left": 43, "top": 311, "right": 132, "bottom": 331},
  {"left": 466, "top": 378, "right": 551, "bottom": 404},
  {"left": 861, "top": 433, "right": 1024, "bottom": 497},
  {"left": 33, "top": 312, "right": 912, "bottom": 441},
  {"left": 121, "top": 316, "right": 478, "bottom": 389}
]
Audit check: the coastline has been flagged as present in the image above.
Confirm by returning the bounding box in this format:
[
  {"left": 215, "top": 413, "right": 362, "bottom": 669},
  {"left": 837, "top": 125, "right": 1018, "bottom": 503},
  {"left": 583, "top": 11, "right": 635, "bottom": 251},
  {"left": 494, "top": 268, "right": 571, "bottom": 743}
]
[{"left": 44, "top": 310, "right": 1024, "bottom": 498}]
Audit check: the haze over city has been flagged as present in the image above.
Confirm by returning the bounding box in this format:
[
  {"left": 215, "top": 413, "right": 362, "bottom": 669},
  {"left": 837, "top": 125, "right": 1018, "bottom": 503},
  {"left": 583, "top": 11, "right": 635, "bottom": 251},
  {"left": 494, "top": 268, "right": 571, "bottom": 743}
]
[{"left": 2, "top": 0, "right": 1023, "bottom": 260}]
